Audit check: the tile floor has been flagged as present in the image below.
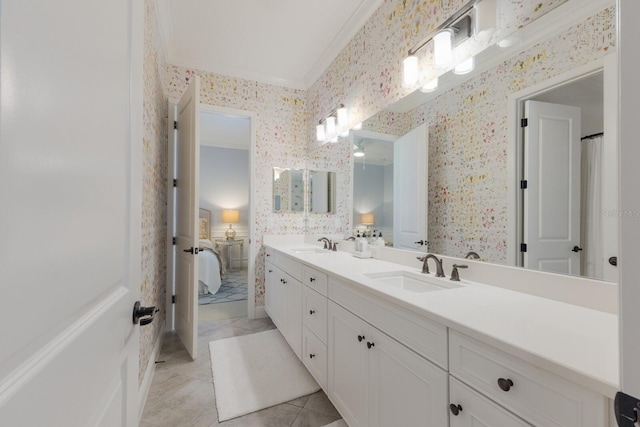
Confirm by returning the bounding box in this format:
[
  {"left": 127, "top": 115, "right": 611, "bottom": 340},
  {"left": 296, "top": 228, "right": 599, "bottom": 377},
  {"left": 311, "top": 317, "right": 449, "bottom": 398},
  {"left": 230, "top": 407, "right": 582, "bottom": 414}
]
[{"left": 140, "top": 316, "right": 342, "bottom": 427}]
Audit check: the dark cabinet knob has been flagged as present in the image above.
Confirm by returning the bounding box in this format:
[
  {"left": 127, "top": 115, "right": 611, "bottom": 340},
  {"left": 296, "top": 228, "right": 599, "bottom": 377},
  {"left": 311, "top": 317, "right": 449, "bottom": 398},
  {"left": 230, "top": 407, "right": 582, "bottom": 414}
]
[
  {"left": 367, "top": 342, "right": 375, "bottom": 349},
  {"left": 571, "top": 246, "right": 583, "bottom": 253},
  {"left": 357, "top": 335, "right": 365, "bottom": 342},
  {"left": 309, "top": 310, "right": 315, "bottom": 315},
  {"left": 282, "top": 279, "right": 287, "bottom": 284},
  {"left": 268, "top": 269, "right": 273, "bottom": 273},
  {"left": 309, "top": 277, "right": 315, "bottom": 282},
  {"left": 498, "top": 378, "right": 514, "bottom": 392},
  {"left": 414, "top": 240, "right": 424, "bottom": 245},
  {"left": 309, "top": 354, "right": 315, "bottom": 359},
  {"left": 449, "top": 404, "right": 462, "bottom": 416}
]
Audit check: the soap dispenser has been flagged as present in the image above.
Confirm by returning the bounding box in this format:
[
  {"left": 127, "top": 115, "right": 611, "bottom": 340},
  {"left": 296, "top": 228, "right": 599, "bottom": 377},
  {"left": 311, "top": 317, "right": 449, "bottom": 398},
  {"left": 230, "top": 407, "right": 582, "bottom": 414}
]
[{"left": 375, "top": 232, "right": 385, "bottom": 246}]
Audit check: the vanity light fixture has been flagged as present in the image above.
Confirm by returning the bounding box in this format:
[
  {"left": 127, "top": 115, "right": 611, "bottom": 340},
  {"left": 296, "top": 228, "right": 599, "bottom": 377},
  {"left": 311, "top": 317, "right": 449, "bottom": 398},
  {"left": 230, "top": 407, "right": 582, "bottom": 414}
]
[
  {"left": 420, "top": 77, "right": 439, "bottom": 93},
  {"left": 403, "top": 55, "right": 419, "bottom": 86},
  {"left": 316, "top": 104, "right": 350, "bottom": 143},
  {"left": 353, "top": 122, "right": 362, "bottom": 130},
  {"left": 474, "top": 0, "right": 497, "bottom": 41},
  {"left": 454, "top": 56, "right": 475, "bottom": 74},
  {"left": 433, "top": 29, "right": 454, "bottom": 68}
]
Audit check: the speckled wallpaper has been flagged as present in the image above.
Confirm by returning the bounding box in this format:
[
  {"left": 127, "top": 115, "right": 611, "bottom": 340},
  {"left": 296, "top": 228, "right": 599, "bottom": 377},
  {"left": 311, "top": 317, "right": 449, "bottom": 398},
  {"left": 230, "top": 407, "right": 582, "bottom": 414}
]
[
  {"left": 155, "top": 0, "right": 614, "bottom": 313},
  {"left": 140, "top": 0, "right": 167, "bottom": 385}
]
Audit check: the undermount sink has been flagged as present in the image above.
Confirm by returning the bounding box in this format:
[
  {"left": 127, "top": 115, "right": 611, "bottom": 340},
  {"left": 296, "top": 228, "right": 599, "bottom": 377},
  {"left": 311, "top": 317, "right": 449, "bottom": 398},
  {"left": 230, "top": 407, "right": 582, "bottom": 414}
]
[
  {"left": 291, "top": 247, "right": 330, "bottom": 254},
  {"left": 364, "top": 271, "right": 462, "bottom": 293}
]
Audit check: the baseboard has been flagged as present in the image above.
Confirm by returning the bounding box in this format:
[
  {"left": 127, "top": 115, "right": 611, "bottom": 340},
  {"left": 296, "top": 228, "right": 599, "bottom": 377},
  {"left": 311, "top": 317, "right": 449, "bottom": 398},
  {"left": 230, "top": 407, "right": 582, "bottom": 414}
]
[
  {"left": 253, "top": 305, "right": 268, "bottom": 319},
  {"left": 138, "top": 329, "right": 165, "bottom": 420}
]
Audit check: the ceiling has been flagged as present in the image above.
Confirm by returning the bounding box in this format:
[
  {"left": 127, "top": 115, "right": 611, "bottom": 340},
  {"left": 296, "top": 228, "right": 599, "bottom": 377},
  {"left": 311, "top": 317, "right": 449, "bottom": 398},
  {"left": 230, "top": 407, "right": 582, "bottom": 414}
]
[{"left": 155, "top": 0, "right": 383, "bottom": 90}]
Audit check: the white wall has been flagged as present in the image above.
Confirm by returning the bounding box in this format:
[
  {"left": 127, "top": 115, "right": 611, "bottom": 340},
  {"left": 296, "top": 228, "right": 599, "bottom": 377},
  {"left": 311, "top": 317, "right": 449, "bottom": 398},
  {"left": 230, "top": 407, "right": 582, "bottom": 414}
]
[{"left": 199, "top": 146, "right": 249, "bottom": 235}]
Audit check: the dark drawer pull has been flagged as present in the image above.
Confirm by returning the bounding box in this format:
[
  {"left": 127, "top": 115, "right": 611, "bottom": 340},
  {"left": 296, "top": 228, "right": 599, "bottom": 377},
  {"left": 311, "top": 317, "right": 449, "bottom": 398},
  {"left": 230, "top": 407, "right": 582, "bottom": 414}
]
[
  {"left": 357, "top": 335, "right": 365, "bottom": 342},
  {"left": 449, "top": 404, "right": 462, "bottom": 416},
  {"left": 309, "top": 354, "right": 315, "bottom": 359},
  {"left": 498, "top": 378, "right": 514, "bottom": 392},
  {"left": 367, "top": 342, "right": 375, "bottom": 349},
  {"left": 309, "top": 310, "right": 315, "bottom": 315},
  {"left": 309, "top": 277, "right": 315, "bottom": 282}
]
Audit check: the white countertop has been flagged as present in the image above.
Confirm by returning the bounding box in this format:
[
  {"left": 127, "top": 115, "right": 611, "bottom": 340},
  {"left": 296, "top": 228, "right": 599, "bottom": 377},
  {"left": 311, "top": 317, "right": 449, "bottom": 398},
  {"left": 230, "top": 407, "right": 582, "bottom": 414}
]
[{"left": 265, "top": 242, "right": 619, "bottom": 398}]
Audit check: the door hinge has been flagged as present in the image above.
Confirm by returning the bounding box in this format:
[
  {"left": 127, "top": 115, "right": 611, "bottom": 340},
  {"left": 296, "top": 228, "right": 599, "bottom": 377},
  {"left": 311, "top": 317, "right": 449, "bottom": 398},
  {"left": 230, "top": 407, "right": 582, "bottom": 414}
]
[
  {"left": 172, "top": 295, "right": 176, "bottom": 304},
  {"left": 520, "top": 243, "right": 528, "bottom": 252},
  {"left": 520, "top": 180, "right": 528, "bottom": 189},
  {"left": 172, "top": 237, "right": 176, "bottom": 245},
  {"left": 173, "top": 121, "right": 178, "bottom": 130},
  {"left": 173, "top": 179, "right": 177, "bottom": 188},
  {"left": 521, "top": 118, "right": 528, "bottom": 127}
]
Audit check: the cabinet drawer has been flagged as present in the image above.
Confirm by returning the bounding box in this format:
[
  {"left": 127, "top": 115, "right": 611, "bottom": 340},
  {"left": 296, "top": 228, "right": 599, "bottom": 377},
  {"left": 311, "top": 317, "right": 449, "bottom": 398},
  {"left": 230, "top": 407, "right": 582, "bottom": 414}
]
[
  {"left": 302, "top": 326, "right": 327, "bottom": 391},
  {"left": 303, "top": 286, "right": 327, "bottom": 343},
  {"left": 329, "top": 278, "right": 447, "bottom": 369},
  {"left": 449, "top": 377, "right": 532, "bottom": 426},
  {"left": 277, "top": 253, "right": 303, "bottom": 281},
  {"left": 303, "top": 266, "right": 328, "bottom": 295},
  {"left": 449, "top": 331, "right": 607, "bottom": 427}
]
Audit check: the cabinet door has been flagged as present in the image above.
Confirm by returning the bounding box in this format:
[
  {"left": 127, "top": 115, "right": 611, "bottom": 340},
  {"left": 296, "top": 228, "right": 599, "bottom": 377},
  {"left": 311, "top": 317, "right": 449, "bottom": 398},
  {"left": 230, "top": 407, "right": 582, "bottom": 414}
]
[
  {"left": 265, "top": 264, "right": 286, "bottom": 332},
  {"left": 449, "top": 377, "right": 532, "bottom": 427},
  {"left": 285, "top": 274, "right": 302, "bottom": 359},
  {"left": 369, "top": 328, "right": 448, "bottom": 427},
  {"left": 328, "top": 302, "right": 370, "bottom": 427}
]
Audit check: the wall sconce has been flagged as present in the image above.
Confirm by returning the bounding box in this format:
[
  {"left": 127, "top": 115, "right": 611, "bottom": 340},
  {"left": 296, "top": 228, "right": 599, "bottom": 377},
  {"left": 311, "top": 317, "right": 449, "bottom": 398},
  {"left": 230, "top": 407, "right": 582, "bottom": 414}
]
[
  {"left": 420, "top": 77, "right": 439, "bottom": 93},
  {"left": 402, "top": 0, "right": 497, "bottom": 91},
  {"left": 317, "top": 104, "right": 350, "bottom": 144},
  {"left": 222, "top": 209, "right": 239, "bottom": 240}
]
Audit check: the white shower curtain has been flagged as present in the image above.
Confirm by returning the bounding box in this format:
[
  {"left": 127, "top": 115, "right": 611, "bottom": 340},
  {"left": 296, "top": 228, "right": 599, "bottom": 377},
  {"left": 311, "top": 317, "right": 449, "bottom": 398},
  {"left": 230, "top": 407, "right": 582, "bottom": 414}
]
[{"left": 581, "top": 134, "right": 604, "bottom": 279}]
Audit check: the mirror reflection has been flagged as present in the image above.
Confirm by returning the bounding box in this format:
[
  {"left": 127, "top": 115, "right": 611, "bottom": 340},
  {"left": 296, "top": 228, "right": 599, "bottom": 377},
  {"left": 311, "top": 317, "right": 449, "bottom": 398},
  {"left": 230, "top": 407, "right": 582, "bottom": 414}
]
[
  {"left": 309, "top": 170, "right": 337, "bottom": 214},
  {"left": 273, "top": 168, "right": 304, "bottom": 213},
  {"left": 350, "top": 1, "right": 617, "bottom": 282}
]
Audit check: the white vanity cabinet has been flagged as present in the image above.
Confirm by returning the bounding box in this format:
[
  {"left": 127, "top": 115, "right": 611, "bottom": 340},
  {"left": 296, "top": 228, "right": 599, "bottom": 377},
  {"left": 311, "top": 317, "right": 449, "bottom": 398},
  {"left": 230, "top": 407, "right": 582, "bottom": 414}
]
[
  {"left": 328, "top": 301, "right": 448, "bottom": 427},
  {"left": 264, "top": 250, "right": 302, "bottom": 359}
]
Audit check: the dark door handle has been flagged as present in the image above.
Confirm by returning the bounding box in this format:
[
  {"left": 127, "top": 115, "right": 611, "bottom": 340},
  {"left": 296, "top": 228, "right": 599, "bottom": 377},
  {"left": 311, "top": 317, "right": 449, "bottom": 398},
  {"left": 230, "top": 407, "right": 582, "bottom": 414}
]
[
  {"left": 609, "top": 256, "right": 617, "bottom": 266},
  {"left": 449, "top": 404, "right": 462, "bottom": 416},
  {"left": 132, "top": 301, "right": 158, "bottom": 326},
  {"left": 183, "top": 247, "right": 199, "bottom": 254},
  {"left": 571, "top": 246, "right": 583, "bottom": 253},
  {"left": 414, "top": 240, "right": 424, "bottom": 245}
]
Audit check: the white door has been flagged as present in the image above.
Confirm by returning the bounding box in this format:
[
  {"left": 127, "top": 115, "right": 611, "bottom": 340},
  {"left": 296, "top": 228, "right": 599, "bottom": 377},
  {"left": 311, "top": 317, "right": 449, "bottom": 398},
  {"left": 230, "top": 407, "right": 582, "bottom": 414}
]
[
  {"left": 369, "top": 328, "right": 448, "bottom": 427},
  {"left": 523, "top": 101, "right": 581, "bottom": 275},
  {"left": 393, "top": 124, "right": 428, "bottom": 251},
  {"left": 0, "top": 0, "right": 142, "bottom": 425},
  {"left": 174, "top": 77, "right": 201, "bottom": 359}
]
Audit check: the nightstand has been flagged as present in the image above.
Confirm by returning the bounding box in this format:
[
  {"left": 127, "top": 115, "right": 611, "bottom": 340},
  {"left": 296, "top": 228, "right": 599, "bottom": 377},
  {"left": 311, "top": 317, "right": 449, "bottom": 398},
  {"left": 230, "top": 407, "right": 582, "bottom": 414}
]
[{"left": 215, "top": 238, "right": 244, "bottom": 270}]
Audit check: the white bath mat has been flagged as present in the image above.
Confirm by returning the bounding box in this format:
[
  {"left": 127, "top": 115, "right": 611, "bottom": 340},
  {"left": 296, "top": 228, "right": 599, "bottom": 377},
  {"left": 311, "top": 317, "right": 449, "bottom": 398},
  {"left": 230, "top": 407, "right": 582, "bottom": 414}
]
[{"left": 209, "top": 329, "right": 320, "bottom": 421}]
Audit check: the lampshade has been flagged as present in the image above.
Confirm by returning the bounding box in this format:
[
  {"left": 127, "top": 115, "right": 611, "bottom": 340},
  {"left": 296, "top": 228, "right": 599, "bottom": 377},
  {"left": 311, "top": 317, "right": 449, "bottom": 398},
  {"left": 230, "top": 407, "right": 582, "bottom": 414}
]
[
  {"left": 222, "top": 209, "right": 239, "bottom": 224},
  {"left": 454, "top": 56, "right": 475, "bottom": 75},
  {"left": 420, "top": 77, "right": 438, "bottom": 93},
  {"left": 433, "top": 29, "right": 453, "bottom": 68},
  {"left": 316, "top": 124, "right": 326, "bottom": 141},
  {"left": 402, "top": 55, "right": 419, "bottom": 86},
  {"left": 474, "top": 0, "right": 497, "bottom": 41},
  {"left": 361, "top": 213, "right": 374, "bottom": 225},
  {"left": 325, "top": 116, "right": 336, "bottom": 139}
]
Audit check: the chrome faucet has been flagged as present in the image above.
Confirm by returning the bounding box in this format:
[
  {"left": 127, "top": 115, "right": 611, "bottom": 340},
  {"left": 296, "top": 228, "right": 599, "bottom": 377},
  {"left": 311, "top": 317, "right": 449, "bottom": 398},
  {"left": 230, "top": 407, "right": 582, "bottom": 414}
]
[
  {"left": 416, "top": 254, "right": 445, "bottom": 277},
  {"left": 318, "top": 237, "right": 332, "bottom": 250}
]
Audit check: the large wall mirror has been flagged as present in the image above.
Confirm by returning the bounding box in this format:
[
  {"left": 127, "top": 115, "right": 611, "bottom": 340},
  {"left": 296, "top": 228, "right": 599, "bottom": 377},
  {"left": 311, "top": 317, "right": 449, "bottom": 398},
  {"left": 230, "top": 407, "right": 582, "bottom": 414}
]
[{"left": 349, "top": 0, "right": 617, "bottom": 282}]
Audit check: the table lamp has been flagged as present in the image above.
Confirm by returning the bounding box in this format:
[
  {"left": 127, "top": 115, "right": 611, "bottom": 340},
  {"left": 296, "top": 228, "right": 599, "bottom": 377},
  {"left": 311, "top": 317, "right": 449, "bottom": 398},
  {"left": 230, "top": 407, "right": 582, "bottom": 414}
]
[{"left": 222, "top": 209, "right": 239, "bottom": 240}]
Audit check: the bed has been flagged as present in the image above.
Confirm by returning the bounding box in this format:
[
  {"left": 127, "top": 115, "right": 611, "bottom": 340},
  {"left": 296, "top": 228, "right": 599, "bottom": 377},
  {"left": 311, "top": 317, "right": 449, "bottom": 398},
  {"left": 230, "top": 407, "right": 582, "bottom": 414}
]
[{"left": 198, "top": 208, "right": 225, "bottom": 295}]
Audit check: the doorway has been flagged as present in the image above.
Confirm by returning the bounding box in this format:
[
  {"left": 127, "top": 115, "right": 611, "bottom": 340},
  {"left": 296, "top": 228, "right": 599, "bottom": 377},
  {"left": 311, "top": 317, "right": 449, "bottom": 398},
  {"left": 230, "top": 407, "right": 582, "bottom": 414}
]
[{"left": 198, "top": 107, "right": 253, "bottom": 322}]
